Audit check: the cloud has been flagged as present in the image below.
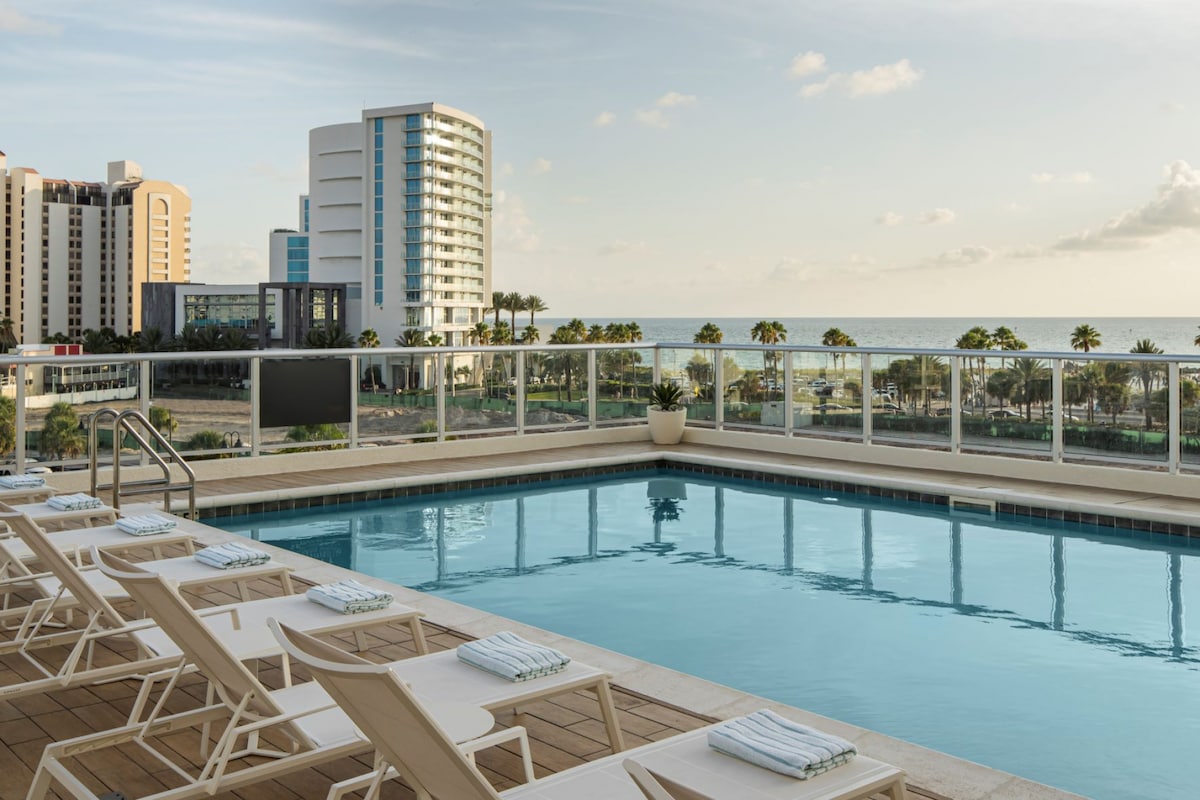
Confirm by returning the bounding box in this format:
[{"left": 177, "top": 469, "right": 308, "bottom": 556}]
[
  {"left": 875, "top": 211, "right": 903, "bottom": 226},
  {"left": 918, "top": 208, "right": 956, "bottom": 225},
  {"left": 932, "top": 245, "right": 995, "bottom": 267},
  {"left": 768, "top": 257, "right": 816, "bottom": 281},
  {"left": 492, "top": 193, "right": 540, "bottom": 253},
  {"left": 1066, "top": 171, "right": 1094, "bottom": 184},
  {"left": 564, "top": 195, "right": 590, "bottom": 205},
  {"left": 634, "top": 108, "right": 670, "bottom": 128},
  {"left": 497, "top": 162, "right": 514, "bottom": 178},
  {"left": 801, "top": 59, "right": 922, "bottom": 98},
  {"left": 593, "top": 111, "right": 616, "bottom": 127},
  {"left": 0, "top": 1, "right": 58, "bottom": 34},
  {"left": 1051, "top": 160, "right": 1200, "bottom": 252},
  {"left": 1031, "top": 172, "right": 1054, "bottom": 184},
  {"left": 248, "top": 160, "right": 306, "bottom": 183},
  {"left": 788, "top": 51, "right": 826, "bottom": 78},
  {"left": 598, "top": 239, "right": 649, "bottom": 256},
  {"left": 656, "top": 91, "right": 696, "bottom": 107},
  {"left": 531, "top": 158, "right": 552, "bottom": 176},
  {"left": 1163, "top": 100, "right": 1185, "bottom": 113}
]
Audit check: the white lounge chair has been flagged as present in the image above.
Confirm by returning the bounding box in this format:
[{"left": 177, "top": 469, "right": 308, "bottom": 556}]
[
  {"left": 0, "top": 509, "right": 295, "bottom": 628},
  {"left": 0, "top": 523, "right": 426, "bottom": 707},
  {"left": 4, "top": 498, "right": 118, "bottom": 529},
  {"left": 0, "top": 519, "right": 197, "bottom": 576},
  {"left": 0, "top": 484, "right": 55, "bottom": 504},
  {"left": 267, "top": 620, "right": 910, "bottom": 800},
  {"left": 25, "top": 551, "right": 627, "bottom": 800}
]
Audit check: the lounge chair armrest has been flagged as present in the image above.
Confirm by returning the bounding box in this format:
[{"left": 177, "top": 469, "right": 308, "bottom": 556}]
[{"left": 195, "top": 605, "right": 242, "bottom": 629}]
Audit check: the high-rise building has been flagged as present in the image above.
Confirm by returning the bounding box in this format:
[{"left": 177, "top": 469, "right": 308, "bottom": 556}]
[
  {"left": 0, "top": 152, "right": 191, "bottom": 343},
  {"left": 270, "top": 103, "right": 491, "bottom": 376}
]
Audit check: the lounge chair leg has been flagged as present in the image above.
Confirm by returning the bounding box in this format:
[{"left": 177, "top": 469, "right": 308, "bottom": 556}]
[
  {"left": 409, "top": 618, "right": 428, "bottom": 654},
  {"left": 593, "top": 679, "right": 626, "bottom": 752}
]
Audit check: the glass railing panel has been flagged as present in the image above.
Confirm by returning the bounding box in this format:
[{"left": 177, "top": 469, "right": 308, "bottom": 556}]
[
  {"left": 658, "top": 346, "right": 715, "bottom": 424},
  {"left": 1061, "top": 357, "right": 1168, "bottom": 463},
  {"left": 526, "top": 348, "right": 588, "bottom": 428},
  {"left": 959, "top": 355, "right": 1052, "bottom": 455},
  {"left": 446, "top": 348, "right": 518, "bottom": 435},
  {"left": 594, "top": 347, "right": 643, "bottom": 424},
  {"left": 151, "top": 356, "right": 251, "bottom": 458},
  {"left": 357, "top": 350, "right": 437, "bottom": 443},
  {"left": 722, "top": 348, "right": 777, "bottom": 430},
  {"left": 1179, "top": 363, "right": 1200, "bottom": 468},
  {"left": 867, "top": 352, "right": 950, "bottom": 445},
  {"left": 250, "top": 354, "right": 351, "bottom": 452},
  {"left": 791, "top": 351, "right": 862, "bottom": 438},
  {"left": 24, "top": 360, "right": 143, "bottom": 471}
]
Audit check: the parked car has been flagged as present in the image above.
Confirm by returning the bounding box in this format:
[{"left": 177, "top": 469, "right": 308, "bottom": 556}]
[
  {"left": 988, "top": 409, "right": 1022, "bottom": 419},
  {"left": 815, "top": 403, "right": 849, "bottom": 411},
  {"left": 881, "top": 402, "right": 901, "bottom": 411}
]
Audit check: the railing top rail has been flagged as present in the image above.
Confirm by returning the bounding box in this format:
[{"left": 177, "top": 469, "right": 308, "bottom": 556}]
[{"left": 1, "top": 342, "right": 1194, "bottom": 366}]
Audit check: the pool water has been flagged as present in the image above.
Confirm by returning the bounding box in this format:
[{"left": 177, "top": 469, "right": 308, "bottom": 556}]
[{"left": 214, "top": 471, "right": 1200, "bottom": 800}]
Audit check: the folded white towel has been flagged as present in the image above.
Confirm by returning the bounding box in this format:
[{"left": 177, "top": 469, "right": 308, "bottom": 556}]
[
  {"left": 306, "top": 579, "right": 394, "bottom": 614},
  {"left": 457, "top": 631, "right": 570, "bottom": 682},
  {"left": 0, "top": 475, "right": 45, "bottom": 489},
  {"left": 46, "top": 493, "right": 103, "bottom": 511},
  {"left": 707, "top": 710, "right": 857, "bottom": 779},
  {"left": 194, "top": 541, "right": 271, "bottom": 569},
  {"left": 115, "top": 514, "right": 179, "bottom": 536}
]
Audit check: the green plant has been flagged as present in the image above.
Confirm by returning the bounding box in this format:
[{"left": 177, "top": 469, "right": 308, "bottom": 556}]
[{"left": 649, "top": 381, "right": 683, "bottom": 411}]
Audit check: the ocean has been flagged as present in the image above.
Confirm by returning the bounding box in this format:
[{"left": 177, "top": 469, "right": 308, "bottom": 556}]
[{"left": 537, "top": 317, "right": 1200, "bottom": 356}]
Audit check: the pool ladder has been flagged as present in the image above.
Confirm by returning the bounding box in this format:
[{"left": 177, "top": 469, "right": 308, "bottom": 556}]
[{"left": 88, "top": 408, "right": 196, "bottom": 519}]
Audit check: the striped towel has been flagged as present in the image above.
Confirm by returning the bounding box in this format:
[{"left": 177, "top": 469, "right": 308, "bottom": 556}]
[
  {"left": 306, "top": 579, "right": 394, "bottom": 614},
  {"left": 194, "top": 542, "right": 271, "bottom": 569},
  {"left": 707, "top": 710, "right": 857, "bottom": 780},
  {"left": 0, "top": 475, "right": 45, "bottom": 489},
  {"left": 115, "top": 514, "right": 178, "bottom": 536},
  {"left": 46, "top": 493, "right": 103, "bottom": 511},
  {"left": 457, "top": 631, "right": 570, "bottom": 682}
]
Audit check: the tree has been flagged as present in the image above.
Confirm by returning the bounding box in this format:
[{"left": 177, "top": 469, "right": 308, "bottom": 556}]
[
  {"left": 524, "top": 295, "right": 548, "bottom": 327},
  {"left": 0, "top": 397, "right": 15, "bottom": 457},
  {"left": 395, "top": 328, "right": 428, "bottom": 390},
  {"left": 750, "top": 320, "right": 787, "bottom": 386},
  {"left": 1130, "top": 338, "right": 1164, "bottom": 428},
  {"left": 303, "top": 326, "right": 353, "bottom": 349},
  {"left": 39, "top": 402, "right": 85, "bottom": 461},
  {"left": 0, "top": 318, "right": 16, "bottom": 351},
  {"left": 955, "top": 326, "right": 994, "bottom": 412},
  {"left": 487, "top": 291, "right": 505, "bottom": 328},
  {"left": 1071, "top": 324, "right": 1102, "bottom": 354},
  {"left": 1098, "top": 362, "right": 1133, "bottom": 424},
  {"left": 548, "top": 321, "right": 586, "bottom": 401},
  {"left": 821, "top": 327, "right": 858, "bottom": 398},
  {"left": 426, "top": 333, "right": 444, "bottom": 347},
  {"left": 522, "top": 325, "right": 540, "bottom": 345},
  {"left": 503, "top": 291, "right": 525, "bottom": 337},
  {"left": 693, "top": 323, "right": 723, "bottom": 344},
  {"left": 148, "top": 406, "right": 178, "bottom": 441},
  {"left": 358, "top": 328, "right": 381, "bottom": 392},
  {"left": 284, "top": 424, "right": 347, "bottom": 451},
  {"left": 1011, "top": 358, "right": 1050, "bottom": 421}
]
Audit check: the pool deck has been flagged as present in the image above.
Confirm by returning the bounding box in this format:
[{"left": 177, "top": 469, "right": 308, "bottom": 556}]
[{"left": 2, "top": 441, "right": 1110, "bottom": 800}]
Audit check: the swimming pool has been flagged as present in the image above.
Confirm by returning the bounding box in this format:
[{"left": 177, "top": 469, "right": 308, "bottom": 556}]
[{"left": 214, "top": 470, "right": 1199, "bottom": 800}]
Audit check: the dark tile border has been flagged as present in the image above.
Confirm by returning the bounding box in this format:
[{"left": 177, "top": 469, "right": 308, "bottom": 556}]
[{"left": 198, "top": 458, "right": 1200, "bottom": 539}]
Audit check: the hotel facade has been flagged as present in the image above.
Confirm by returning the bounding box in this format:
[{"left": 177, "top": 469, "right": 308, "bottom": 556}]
[
  {"left": 1, "top": 153, "right": 191, "bottom": 343},
  {"left": 270, "top": 103, "right": 492, "bottom": 380}
]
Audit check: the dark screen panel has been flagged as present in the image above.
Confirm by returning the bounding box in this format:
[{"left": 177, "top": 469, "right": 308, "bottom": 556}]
[{"left": 260, "top": 358, "right": 352, "bottom": 428}]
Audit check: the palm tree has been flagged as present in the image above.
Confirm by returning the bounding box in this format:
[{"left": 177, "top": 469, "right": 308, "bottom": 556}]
[
  {"left": 821, "top": 328, "right": 857, "bottom": 397},
  {"left": 1130, "top": 338, "right": 1164, "bottom": 428},
  {"left": 487, "top": 291, "right": 505, "bottom": 328},
  {"left": 1098, "top": 361, "right": 1133, "bottom": 424},
  {"left": 693, "top": 323, "right": 723, "bottom": 344},
  {"left": 426, "top": 333, "right": 444, "bottom": 347},
  {"left": 1071, "top": 324, "right": 1102, "bottom": 354},
  {"left": 524, "top": 295, "right": 548, "bottom": 327},
  {"left": 750, "top": 320, "right": 787, "bottom": 387},
  {"left": 303, "top": 326, "right": 354, "bottom": 349},
  {"left": 357, "top": 327, "right": 381, "bottom": 392},
  {"left": 471, "top": 322, "right": 491, "bottom": 346},
  {"left": 955, "top": 326, "right": 993, "bottom": 412},
  {"left": 503, "top": 291, "right": 525, "bottom": 336},
  {"left": 395, "top": 328, "right": 428, "bottom": 390},
  {"left": 548, "top": 322, "right": 585, "bottom": 401},
  {"left": 522, "top": 325, "right": 540, "bottom": 345},
  {"left": 1011, "top": 358, "right": 1050, "bottom": 421},
  {"left": 0, "top": 318, "right": 16, "bottom": 351}
]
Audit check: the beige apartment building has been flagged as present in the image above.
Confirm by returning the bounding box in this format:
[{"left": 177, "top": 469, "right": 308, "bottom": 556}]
[{"left": 1, "top": 152, "right": 191, "bottom": 343}]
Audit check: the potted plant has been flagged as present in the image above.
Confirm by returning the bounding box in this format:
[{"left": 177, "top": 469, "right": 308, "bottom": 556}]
[{"left": 648, "top": 381, "right": 687, "bottom": 445}]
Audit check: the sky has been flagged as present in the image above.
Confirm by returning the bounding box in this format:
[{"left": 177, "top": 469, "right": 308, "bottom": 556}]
[{"left": 2, "top": 0, "right": 1199, "bottom": 319}]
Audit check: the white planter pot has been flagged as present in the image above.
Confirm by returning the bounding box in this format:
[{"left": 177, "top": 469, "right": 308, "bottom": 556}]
[{"left": 647, "top": 407, "right": 687, "bottom": 445}]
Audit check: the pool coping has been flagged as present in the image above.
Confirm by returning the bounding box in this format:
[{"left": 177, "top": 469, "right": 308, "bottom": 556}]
[
  {"left": 171, "top": 454, "right": 1112, "bottom": 799},
  {"left": 193, "top": 447, "right": 1200, "bottom": 542}
]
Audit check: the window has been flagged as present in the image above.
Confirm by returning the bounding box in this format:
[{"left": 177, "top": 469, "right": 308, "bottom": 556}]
[{"left": 374, "top": 118, "right": 383, "bottom": 133}]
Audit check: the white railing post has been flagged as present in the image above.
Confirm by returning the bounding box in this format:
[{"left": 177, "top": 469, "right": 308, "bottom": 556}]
[
  {"left": 587, "top": 349, "right": 597, "bottom": 429},
  {"left": 14, "top": 364, "right": 26, "bottom": 473},
  {"left": 653, "top": 347, "right": 661, "bottom": 386},
  {"left": 714, "top": 348, "right": 724, "bottom": 431},
  {"left": 784, "top": 353, "right": 794, "bottom": 436},
  {"left": 250, "top": 356, "right": 261, "bottom": 457},
  {"left": 349, "top": 354, "right": 360, "bottom": 449},
  {"left": 861, "top": 353, "right": 872, "bottom": 445},
  {"left": 516, "top": 350, "right": 526, "bottom": 435},
  {"left": 1052, "top": 359, "right": 1064, "bottom": 463},
  {"left": 1169, "top": 361, "right": 1180, "bottom": 474},
  {"left": 950, "top": 356, "right": 961, "bottom": 454},
  {"left": 436, "top": 352, "right": 447, "bottom": 442},
  {"left": 140, "top": 359, "right": 152, "bottom": 467}
]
